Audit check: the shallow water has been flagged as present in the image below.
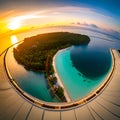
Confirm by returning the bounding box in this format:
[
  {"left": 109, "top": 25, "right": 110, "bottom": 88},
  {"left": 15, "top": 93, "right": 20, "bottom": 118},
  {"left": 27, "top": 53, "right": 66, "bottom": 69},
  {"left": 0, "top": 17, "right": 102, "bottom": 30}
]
[
  {"left": 5, "top": 27, "right": 120, "bottom": 102},
  {"left": 6, "top": 48, "right": 58, "bottom": 102},
  {"left": 55, "top": 44, "right": 112, "bottom": 100}
]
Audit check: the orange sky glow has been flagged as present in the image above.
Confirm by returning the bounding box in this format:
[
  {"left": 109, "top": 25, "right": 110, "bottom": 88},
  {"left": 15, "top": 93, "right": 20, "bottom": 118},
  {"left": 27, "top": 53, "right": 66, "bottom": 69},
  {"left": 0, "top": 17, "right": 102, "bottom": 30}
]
[{"left": 0, "top": 6, "right": 119, "bottom": 36}]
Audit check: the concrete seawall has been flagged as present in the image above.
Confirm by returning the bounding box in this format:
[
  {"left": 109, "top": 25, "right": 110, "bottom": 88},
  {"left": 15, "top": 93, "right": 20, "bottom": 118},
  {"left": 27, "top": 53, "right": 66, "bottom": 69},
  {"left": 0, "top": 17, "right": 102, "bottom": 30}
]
[{"left": 4, "top": 46, "right": 116, "bottom": 110}]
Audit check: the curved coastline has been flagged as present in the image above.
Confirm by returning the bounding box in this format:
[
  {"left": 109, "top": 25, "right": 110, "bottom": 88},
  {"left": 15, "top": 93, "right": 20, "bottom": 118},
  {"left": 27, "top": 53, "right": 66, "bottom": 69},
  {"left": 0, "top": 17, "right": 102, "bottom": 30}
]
[
  {"left": 4, "top": 43, "right": 116, "bottom": 110},
  {"left": 52, "top": 48, "right": 72, "bottom": 102},
  {"left": 52, "top": 48, "right": 115, "bottom": 102}
]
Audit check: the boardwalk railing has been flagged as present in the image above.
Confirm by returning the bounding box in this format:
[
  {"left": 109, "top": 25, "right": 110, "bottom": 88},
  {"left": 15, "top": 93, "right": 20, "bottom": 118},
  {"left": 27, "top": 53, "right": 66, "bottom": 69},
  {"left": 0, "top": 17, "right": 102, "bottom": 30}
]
[{"left": 4, "top": 46, "right": 115, "bottom": 111}]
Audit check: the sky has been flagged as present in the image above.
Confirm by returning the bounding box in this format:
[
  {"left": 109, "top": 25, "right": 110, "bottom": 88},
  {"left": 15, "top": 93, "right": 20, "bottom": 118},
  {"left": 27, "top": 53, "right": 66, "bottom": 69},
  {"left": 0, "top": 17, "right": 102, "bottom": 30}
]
[{"left": 0, "top": 0, "right": 120, "bottom": 36}]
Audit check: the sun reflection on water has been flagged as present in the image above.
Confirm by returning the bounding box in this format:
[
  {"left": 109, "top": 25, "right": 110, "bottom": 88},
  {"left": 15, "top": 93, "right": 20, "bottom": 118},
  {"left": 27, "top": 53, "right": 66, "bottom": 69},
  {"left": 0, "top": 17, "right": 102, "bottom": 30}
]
[{"left": 11, "top": 35, "right": 18, "bottom": 47}]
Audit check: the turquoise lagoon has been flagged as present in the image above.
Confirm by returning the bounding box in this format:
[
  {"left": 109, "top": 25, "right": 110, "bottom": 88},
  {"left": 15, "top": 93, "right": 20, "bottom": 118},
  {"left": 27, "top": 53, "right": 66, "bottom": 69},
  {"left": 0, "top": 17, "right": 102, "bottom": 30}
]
[
  {"left": 6, "top": 27, "right": 119, "bottom": 102},
  {"left": 6, "top": 38, "right": 112, "bottom": 102},
  {"left": 55, "top": 45, "right": 112, "bottom": 100},
  {"left": 6, "top": 48, "right": 58, "bottom": 102}
]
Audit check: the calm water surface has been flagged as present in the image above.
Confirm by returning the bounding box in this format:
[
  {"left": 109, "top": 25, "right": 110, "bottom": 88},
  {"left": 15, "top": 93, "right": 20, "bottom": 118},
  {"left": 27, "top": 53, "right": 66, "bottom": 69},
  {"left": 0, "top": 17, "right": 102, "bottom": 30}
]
[
  {"left": 55, "top": 40, "right": 112, "bottom": 100},
  {"left": 5, "top": 27, "right": 120, "bottom": 102}
]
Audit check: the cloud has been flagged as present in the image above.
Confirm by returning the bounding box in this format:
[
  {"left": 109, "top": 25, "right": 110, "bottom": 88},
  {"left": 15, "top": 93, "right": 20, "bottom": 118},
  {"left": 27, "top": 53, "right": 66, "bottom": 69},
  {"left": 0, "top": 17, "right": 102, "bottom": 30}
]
[
  {"left": 71, "top": 22, "right": 99, "bottom": 29},
  {"left": 90, "top": 24, "right": 98, "bottom": 28},
  {"left": 1, "top": 5, "right": 119, "bottom": 35},
  {"left": 108, "top": 30, "right": 120, "bottom": 39},
  {"left": 70, "top": 21, "right": 120, "bottom": 40},
  {"left": 82, "top": 23, "right": 99, "bottom": 29},
  {"left": 76, "top": 22, "right": 81, "bottom": 25}
]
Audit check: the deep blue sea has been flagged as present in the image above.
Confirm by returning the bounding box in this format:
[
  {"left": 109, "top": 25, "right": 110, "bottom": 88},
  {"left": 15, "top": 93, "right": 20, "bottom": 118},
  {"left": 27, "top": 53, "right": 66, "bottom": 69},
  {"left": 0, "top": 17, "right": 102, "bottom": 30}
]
[
  {"left": 6, "top": 27, "right": 120, "bottom": 102},
  {"left": 55, "top": 39, "right": 112, "bottom": 100}
]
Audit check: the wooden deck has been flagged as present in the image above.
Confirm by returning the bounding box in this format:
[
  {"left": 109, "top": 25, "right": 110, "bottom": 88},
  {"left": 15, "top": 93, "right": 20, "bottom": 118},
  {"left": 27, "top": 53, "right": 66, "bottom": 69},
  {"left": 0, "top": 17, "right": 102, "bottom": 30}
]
[{"left": 0, "top": 49, "right": 120, "bottom": 120}]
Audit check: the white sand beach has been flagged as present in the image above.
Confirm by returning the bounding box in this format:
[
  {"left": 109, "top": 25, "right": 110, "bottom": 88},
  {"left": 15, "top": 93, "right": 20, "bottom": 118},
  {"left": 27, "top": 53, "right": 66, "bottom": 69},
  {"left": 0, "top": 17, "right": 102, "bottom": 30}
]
[{"left": 52, "top": 49, "right": 72, "bottom": 102}]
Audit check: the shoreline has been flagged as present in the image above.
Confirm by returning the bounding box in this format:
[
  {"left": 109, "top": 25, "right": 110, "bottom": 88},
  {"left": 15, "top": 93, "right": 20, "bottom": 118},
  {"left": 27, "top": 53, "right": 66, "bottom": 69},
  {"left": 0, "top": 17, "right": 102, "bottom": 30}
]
[
  {"left": 52, "top": 48, "right": 72, "bottom": 102},
  {"left": 4, "top": 44, "right": 117, "bottom": 110}
]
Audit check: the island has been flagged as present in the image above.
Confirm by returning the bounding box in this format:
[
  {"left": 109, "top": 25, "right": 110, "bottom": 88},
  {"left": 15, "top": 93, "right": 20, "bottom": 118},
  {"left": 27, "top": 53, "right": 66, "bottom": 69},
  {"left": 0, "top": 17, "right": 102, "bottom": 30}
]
[{"left": 13, "top": 32, "right": 90, "bottom": 102}]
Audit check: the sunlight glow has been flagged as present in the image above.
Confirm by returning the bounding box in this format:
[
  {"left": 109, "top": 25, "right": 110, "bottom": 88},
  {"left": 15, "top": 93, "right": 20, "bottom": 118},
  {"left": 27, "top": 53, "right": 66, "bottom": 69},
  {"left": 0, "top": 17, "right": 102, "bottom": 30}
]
[
  {"left": 3, "top": 7, "right": 119, "bottom": 33},
  {"left": 7, "top": 14, "right": 46, "bottom": 30},
  {"left": 11, "top": 35, "right": 18, "bottom": 47},
  {"left": 8, "top": 21, "right": 21, "bottom": 30}
]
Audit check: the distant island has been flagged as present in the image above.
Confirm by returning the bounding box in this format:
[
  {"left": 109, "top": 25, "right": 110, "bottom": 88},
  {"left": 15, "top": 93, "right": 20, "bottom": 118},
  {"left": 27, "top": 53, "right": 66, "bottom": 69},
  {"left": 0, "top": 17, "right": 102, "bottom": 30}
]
[{"left": 13, "top": 32, "right": 90, "bottom": 101}]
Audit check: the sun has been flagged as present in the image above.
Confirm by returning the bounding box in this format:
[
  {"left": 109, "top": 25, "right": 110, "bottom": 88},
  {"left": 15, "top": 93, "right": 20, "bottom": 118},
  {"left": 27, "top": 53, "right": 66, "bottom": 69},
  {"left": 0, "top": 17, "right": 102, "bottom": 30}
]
[{"left": 8, "top": 21, "right": 21, "bottom": 30}]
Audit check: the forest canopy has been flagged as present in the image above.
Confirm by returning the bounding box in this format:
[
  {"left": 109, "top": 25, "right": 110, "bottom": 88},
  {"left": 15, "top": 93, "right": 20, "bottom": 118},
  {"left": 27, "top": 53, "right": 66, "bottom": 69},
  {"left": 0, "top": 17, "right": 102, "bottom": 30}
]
[{"left": 13, "top": 32, "right": 90, "bottom": 73}]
